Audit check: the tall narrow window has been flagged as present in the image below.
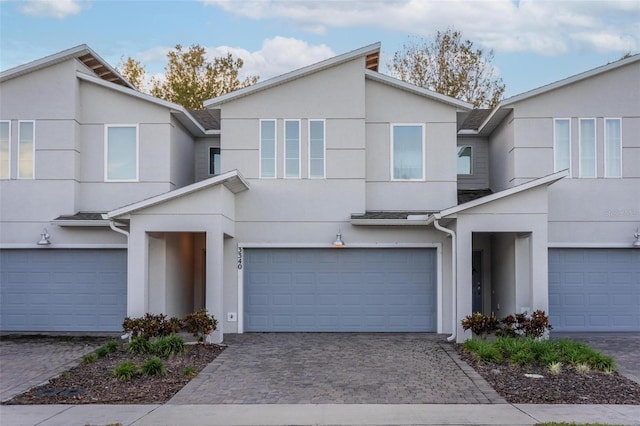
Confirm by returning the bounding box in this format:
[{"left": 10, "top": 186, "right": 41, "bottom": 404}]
[
  {"left": 604, "top": 118, "right": 621, "bottom": 178},
  {"left": 456, "top": 145, "right": 472, "bottom": 175},
  {"left": 18, "top": 120, "right": 34, "bottom": 179},
  {"left": 309, "top": 120, "right": 325, "bottom": 178},
  {"left": 579, "top": 118, "right": 596, "bottom": 178},
  {"left": 209, "top": 147, "right": 221, "bottom": 175},
  {"left": 392, "top": 124, "right": 424, "bottom": 180},
  {"left": 554, "top": 119, "right": 570, "bottom": 173},
  {"left": 105, "top": 125, "right": 138, "bottom": 181},
  {"left": 284, "top": 120, "right": 300, "bottom": 178},
  {"left": 260, "top": 120, "right": 276, "bottom": 178},
  {"left": 0, "top": 121, "right": 9, "bottom": 179}
]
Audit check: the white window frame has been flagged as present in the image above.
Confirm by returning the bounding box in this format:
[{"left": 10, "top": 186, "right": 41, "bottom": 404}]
[
  {"left": 259, "top": 119, "right": 277, "bottom": 179},
  {"left": 104, "top": 124, "right": 139, "bottom": 182},
  {"left": 284, "top": 119, "right": 301, "bottom": 179},
  {"left": 390, "top": 123, "right": 425, "bottom": 181},
  {"left": 604, "top": 118, "right": 622, "bottom": 178},
  {"left": 308, "top": 119, "right": 326, "bottom": 179},
  {"left": 208, "top": 146, "right": 221, "bottom": 176},
  {"left": 17, "top": 120, "right": 35, "bottom": 180},
  {"left": 0, "top": 120, "right": 10, "bottom": 179},
  {"left": 456, "top": 145, "right": 473, "bottom": 175},
  {"left": 578, "top": 118, "right": 596, "bottom": 178},
  {"left": 553, "top": 118, "right": 571, "bottom": 175}
]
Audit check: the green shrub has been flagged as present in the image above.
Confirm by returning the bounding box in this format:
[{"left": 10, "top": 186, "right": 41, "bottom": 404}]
[
  {"left": 182, "top": 366, "right": 197, "bottom": 378},
  {"left": 141, "top": 357, "right": 167, "bottom": 376},
  {"left": 95, "top": 346, "right": 110, "bottom": 358},
  {"left": 548, "top": 361, "right": 563, "bottom": 375},
  {"left": 83, "top": 353, "right": 98, "bottom": 364},
  {"left": 113, "top": 361, "right": 138, "bottom": 380},
  {"left": 152, "top": 335, "right": 186, "bottom": 358},
  {"left": 183, "top": 309, "right": 218, "bottom": 342},
  {"left": 512, "top": 349, "right": 535, "bottom": 366},
  {"left": 104, "top": 340, "right": 119, "bottom": 353},
  {"left": 128, "top": 336, "right": 152, "bottom": 355},
  {"left": 463, "top": 338, "right": 501, "bottom": 363}
]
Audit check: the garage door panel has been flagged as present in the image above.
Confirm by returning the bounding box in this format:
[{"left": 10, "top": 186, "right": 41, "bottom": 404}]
[
  {"left": 0, "top": 249, "right": 126, "bottom": 332},
  {"left": 244, "top": 248, "right": 436, "bottom": 332},
  {"left": 549, "top": 248, "right": 640, "bottom": 332}
]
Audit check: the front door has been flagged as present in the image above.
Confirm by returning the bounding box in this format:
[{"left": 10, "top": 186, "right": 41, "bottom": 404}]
[{"left": 472, "top": 251, "right": 483, "bottom": 313}]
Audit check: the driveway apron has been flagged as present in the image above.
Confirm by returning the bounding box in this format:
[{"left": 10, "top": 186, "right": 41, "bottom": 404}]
[{"left": 169, "top": 333, "right": 505, "bottom": 404}]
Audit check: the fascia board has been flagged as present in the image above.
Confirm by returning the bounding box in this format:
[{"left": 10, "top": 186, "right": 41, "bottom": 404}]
[{"left": 204, "top": 42, "right": 382, "bottom": 107}]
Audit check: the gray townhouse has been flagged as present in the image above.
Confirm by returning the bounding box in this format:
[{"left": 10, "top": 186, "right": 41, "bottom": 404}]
[{"left": 1, "top": 43, "right": 638, "bottom": 342}]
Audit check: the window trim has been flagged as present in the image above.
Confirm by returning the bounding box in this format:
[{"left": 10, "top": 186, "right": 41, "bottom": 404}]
[
  {"left": 0, "top": 120, "right": 10, "bottom": 180},
  {"left": 456, "top": 145, "right": 473, "bottom": 175},
  {"left": 259, "top": 119, "right": 277, "bottom": 179},
  {"left": 553, "top": 118, "right": 571, "bottom": 175},
  {"left": 578, "top": 118, "right": 596, "bottom": 178},
  {"left": 104, "top": 124, "right": 139, "bottom": 182},
  {"left": 284, "top": 119, "right": 301, "bottom": 179},
  {"left": 308, "top": 119, "right": 326, "bottom": 179},
  {"left": 604, "top": 117, "right": 622, "bottom": 178},
  {"left": 208, "top": 146, "right": 221, "bottom": 176},
  {"left": 390, "top": 123, "right": 425, "bottom": 181},
  {"left": 17, "top": 120, "right": 35, "bottom": 180}
]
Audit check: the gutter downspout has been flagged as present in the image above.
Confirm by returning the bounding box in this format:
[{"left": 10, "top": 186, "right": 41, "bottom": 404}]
[
  {"left": 433, "top": 217, "right": 457, "bottom": 342},
  {"left": 108, "top": 219, "right": 129, "bottom": 238}
]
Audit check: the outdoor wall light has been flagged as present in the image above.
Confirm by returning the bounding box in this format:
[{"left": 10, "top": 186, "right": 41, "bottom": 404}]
[
  {"left": 37, "top": 228, "right": 51, "bottom": 246},
  {"left": 332, "top": 231, "right": 345, "bottom": 248},
  {"left": 633, "top": 228, "right": 640, "bottom": 248}
]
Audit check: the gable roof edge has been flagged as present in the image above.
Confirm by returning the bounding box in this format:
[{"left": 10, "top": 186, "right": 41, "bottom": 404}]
[
  {"left": 203, "top": 42, "right": 382, "bottom": 108},
  {"left": 107, "top": 170, "right": 249, "bottom": 218},
  {"left": 436, "top": 170, "right": 569, "bottom": 218},
  {"left": 365, "top": 70, "right": 473, "bottom": 110}
]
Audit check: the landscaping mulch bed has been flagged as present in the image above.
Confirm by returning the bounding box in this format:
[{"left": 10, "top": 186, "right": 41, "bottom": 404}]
[
  {"left": 457, "top": 346, "right": 640, "bottom": 404},
  {"left": 5, "top": 343, "right": 224, "bottom": 405}
]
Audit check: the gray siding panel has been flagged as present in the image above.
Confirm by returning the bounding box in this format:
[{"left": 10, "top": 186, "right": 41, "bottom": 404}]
[
  {"left": 244, "top": 248, "right": 437, "bottom": 332},
  {"left": 457, "top": 137, "right": 489, "bottom": 190},
  {"left": 549, "top": 248, "right": 640, "bottom": 331},
  {"left": 0, "top": 249, "right": 127, "bottom": 332}
]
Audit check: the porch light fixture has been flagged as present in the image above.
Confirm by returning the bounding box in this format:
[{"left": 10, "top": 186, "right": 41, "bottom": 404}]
[
  {"left": 332, "top": 231, "right": 345, "bottom": 248},
  {"left": 37, "top": 229, "right": 51, "bottom": 246},
  {"left": 633, "top": 228, "right": 640, "bottom": 248}
]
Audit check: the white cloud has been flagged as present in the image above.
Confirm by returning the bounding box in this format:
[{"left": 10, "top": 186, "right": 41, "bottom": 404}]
[
  {"left": 202, "top": 0, "right": 640, "bottom": 55},
  {"left": 19, "top": 0, "right": 85, "bottom": 19},
  {"left": 206, "top": 37, "right": 335, "bottom": 80}
]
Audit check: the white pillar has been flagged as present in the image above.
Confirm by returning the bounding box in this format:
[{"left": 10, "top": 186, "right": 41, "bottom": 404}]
[
  {"left": 206, "top": 219, "right": 224, "bottom": 343},
  {"left": 127, "top": 224, "right": 149, "bottom": 317}
]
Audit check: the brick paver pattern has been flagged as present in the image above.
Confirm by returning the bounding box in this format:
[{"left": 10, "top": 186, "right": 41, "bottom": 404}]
[{"left": 169, "top": 333, "right": 505, "bottom": 404}]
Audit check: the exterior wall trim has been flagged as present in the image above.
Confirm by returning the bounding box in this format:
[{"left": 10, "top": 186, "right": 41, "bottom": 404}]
[
  {"left": 0, "top": 120, "right": 10, "bottom": 179},
  {"left": 548, "top": 242, "right": 638, "bottom": 248},
  {"left": 0, "top": 244, "right": 128, "bottom": 249},
  {"left": 236, "top": 242, "right": 443, "bottom": 334}
]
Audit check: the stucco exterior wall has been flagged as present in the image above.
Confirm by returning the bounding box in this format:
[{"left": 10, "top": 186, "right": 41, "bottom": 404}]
[
  {"left": 488, "top": 110, "right": 515, "bottom": 192},
  {"left": 195, "top": 136, "right": 220, "bottom": 182},
  {"left": 169, "top": 117, "right": 195, "bottom": 189}
]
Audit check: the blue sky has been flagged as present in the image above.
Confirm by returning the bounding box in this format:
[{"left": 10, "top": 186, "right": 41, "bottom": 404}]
[{"left": 1, "top": 0, "right": 638, "bottom": 98}]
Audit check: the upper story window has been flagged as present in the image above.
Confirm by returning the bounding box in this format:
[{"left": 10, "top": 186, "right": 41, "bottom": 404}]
[
  {"left": 260, "top": 120, "right": 276, "bottom": 178},
  {"left": 456, "top": 145, "right": 472, "bottom": 175},
  {"left": 209, "top": 147, "right": 221, "bottom": 175},
  {"left": 604, "top": 118, "right": 622, "bottom": 178},
  {"left": 579, "top": 118, "right": 596, "bottom": 178},
  {"left": 105, "top": 125, "right": 138, "bottom": 181},
  {"left": 392, "top": 124, "right": 424, "bottom": 180},
  {"left": 309, "top": 120, "right": 325, "bottom": 179},
  {"left": 18, "top": 120, "right": 35, "bottom": 179},
  {"left": 284, "top": 120, "right": 300, "bottom": 178},
  {"left": 554, "top": 119, "right": 571, "bottom": 173},
  {"left": 0, "top": 121, "right": 9, "bottom": 179}
]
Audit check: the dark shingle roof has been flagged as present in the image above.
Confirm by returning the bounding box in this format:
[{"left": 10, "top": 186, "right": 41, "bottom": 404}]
[
  {"left": 457, "top": 189, "right": 493, "bottom": 204},
  {"left": 351, "top": 211, "right": 433, "bottom": 220},
  {"left": 53, "top": 212, "right": 106, "bottom": 221},
  {"left": 189, "top": 109, "right": 221, "bottom": 131},
  {"left": 458, "top": 109, "right": 492, "bottom": 131}
]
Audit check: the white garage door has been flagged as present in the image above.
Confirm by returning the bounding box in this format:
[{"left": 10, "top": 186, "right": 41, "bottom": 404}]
[
  {"left": 0, "top": 249, "right": 127, "bottom": 332},
  {"left": 243, "top": 248, "right": 437, "bottom": 332},
  {"left": 549, "top": 248, "right": 640, "bottom": 331}
]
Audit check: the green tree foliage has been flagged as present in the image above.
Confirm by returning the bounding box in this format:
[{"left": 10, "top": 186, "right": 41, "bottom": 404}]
[
  {"left": 149, "top": 44, "right": 259, "bottom": 109},
  {"left": 116, "top": 56, "right": 147, "bottom": 91},
  {"left": 391, "top": 28, "right": 505, "bottom": 108}
]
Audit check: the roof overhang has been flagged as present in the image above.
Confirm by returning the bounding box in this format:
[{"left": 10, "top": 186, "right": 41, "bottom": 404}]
[
  {"left": 351, "top": 211, "right": 435, "bottom": 226},
  {"left": 204, "top": 43, "right": 382, "bottom": 108},
  {"left": 1, "top": 44, "right": 134, "bottom": 89},
  {"left": 107, "top": 170, "right": 249, "bottom": 219}
]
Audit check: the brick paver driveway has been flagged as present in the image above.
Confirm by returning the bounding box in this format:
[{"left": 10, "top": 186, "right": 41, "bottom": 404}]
[{"left": 169, "top": 333, "right": 504, "bottom": 404}]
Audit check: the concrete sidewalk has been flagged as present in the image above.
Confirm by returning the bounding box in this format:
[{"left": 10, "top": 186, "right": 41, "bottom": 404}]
[{"left": 1, "top": 403, "right": 639, "bottom": 426}]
